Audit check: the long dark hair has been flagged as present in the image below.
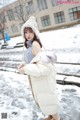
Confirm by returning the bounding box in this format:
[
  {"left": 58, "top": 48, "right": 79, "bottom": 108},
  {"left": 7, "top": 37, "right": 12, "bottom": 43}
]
[{"left": 24, "top": 27, "right": 42, "bottom": 48}]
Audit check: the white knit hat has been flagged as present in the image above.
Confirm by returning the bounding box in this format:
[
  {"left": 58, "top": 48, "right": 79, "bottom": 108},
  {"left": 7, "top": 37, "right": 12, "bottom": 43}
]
[{"left": 21, "top": 16, "right": 40, "bottom": 39}]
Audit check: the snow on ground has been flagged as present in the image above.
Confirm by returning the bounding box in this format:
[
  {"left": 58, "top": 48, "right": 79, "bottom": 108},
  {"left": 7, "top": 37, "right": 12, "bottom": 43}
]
[
  {"left": 1, "top": 24, "right": 80, "bottom": 64},
  {"left": 1, "top": 24, "right": 80, "bottom": 49},
  {"left": 0, "top": 25, "right": 80, "bottom": 120},
  {"left": 40, "top": 27, "right": 80, "bottom": 49},
  {"left": 0, "top": 71, "right": 44, "bottom": 120},
  {"left": 0, "top": 71, "right": 80, "bottom": 120}
]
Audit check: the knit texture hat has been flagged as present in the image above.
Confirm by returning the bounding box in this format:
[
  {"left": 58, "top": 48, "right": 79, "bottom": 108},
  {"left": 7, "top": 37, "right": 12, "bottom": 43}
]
[{"left": 21, "top": 16, "right": 40, "bottom": 39}]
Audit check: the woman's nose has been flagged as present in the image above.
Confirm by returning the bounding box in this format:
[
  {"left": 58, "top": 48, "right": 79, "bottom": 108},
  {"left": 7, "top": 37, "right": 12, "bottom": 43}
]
[{"left": 27, "top": 33, "right": 30, "bottom": 37}]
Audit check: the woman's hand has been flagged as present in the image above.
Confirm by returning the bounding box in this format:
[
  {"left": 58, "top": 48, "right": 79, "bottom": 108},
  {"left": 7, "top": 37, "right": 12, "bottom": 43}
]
[
  {"left": 18, "top": 63, "right": 25, "bottom": 69},
  {"left": 18, "top": 63, "right": 25, "bottom": 74},
  {"left": 18, "top": 67, "right": 25, "bottom": 74}
]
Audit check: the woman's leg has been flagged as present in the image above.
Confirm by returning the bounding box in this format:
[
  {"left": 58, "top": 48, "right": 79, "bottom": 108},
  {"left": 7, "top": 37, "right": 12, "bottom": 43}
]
[
  {"left": 44, "top": 115, "right": 53, "bottom": 120},
  {"left": 44, "top": 114, "right": 60, "bottom": 120}
]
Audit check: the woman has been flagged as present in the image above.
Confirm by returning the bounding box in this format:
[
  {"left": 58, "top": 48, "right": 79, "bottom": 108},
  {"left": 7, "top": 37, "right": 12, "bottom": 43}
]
[
  {"left": 18, "top": 16, "right": 60, "bottom": 120},
  {"left": 18, "top": 16, "right": 42, "bottom": 69}
]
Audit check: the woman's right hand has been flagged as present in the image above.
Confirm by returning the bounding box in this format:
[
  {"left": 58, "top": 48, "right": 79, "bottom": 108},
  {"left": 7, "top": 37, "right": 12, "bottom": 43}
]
[{"left": 18, "top": 63, "right": 25, "bottom": 69}]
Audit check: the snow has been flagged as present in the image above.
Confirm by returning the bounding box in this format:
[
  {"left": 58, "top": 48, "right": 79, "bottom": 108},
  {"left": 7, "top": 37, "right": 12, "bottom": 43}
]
[
  {"left": 2, "top": 25, "right": 80, "bottom": 50},
  {"left": 40, "top": 27, "right": 80, "bottom": 49},
  {"left": 0, "top": 71, "right": 44, "bottom": 120},
  {"left": 0, "top": 24, "right": 80, "bottom": 120},
  {"left": 0, "top": 71, "right": 80, "bottom": 120}
]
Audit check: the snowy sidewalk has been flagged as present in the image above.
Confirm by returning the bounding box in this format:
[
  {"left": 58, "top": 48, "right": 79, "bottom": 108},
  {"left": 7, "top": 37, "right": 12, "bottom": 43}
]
[{"left": 0, "top": 71, "right": 80, "bottom": 120}]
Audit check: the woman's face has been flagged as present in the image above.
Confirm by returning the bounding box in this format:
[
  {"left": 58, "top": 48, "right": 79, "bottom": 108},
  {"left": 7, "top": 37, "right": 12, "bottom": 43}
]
[{"left": 24, "top": 28, "right": 35, "bottom": 41}]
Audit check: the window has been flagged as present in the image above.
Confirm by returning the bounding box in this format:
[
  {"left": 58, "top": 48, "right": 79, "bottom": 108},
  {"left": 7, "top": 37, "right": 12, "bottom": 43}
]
[
  {"left": 15, "top": 5, "right": 23, "bottom": 19},
  {"left": 37, "top": 0, "right": 48, "bottom": 11},
  {"left": 69, "top": 6, "right": 80, "bottom": 21},
  {"left": 41, "top": 15, "right": 51, "bottom": 27},
  {"left": 7, "top": 9, "right": 15, "bottom": 21},
  {"left": 54, "top": 11, "right": 65, "bottom": 24},
  {"left": 0, "top": 14, "right": 6, "bottom": 23},
  {"left": 26, "top": 0, "right": 34, "bottom": 15},
  {"left": 51, "top": 0, "right": 58, "bottom": 6},
  {"left": 11, "top": 25, "right": 18, "bottom": 33}
]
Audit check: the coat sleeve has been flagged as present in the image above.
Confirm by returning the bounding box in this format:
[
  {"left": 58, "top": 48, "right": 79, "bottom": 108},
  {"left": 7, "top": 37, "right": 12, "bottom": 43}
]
[{"left": 23, "top": 63, "right": 51, "bottom": 77}]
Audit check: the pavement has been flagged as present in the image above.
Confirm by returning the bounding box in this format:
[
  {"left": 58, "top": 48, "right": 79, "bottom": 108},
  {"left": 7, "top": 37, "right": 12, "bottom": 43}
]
[{"left": 0, "top": 71, "right": 80, "bottom": 120}]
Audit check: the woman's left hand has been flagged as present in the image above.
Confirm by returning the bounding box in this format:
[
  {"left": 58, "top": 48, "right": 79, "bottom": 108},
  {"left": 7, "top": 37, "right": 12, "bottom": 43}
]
[{"left": 18, "top": 67, "right": 25, "bottom": 74}]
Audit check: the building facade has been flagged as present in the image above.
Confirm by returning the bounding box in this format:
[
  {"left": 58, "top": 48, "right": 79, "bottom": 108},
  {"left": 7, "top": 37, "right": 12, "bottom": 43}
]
[{"left": 0, "top": 0, "right": 80, "bottom": 39}]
